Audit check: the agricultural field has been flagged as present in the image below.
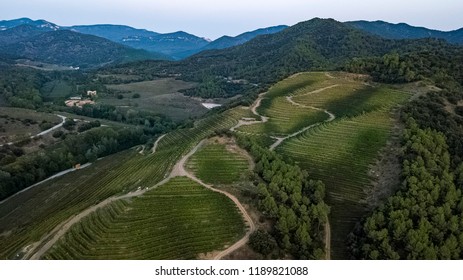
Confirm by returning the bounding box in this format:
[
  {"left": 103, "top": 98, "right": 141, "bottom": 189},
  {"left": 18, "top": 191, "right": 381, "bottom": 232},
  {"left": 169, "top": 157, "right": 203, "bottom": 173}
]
[
  {"left": 278, "top": 110, "right": 401, "bottom": 258},
  {"left": 44, "top": 177, "right": 245, "bottom": 259},
  {"left": 237, "top": 73, "right": 332, "bottom": 136},
  {"left": 103, "top": 79, "right": 207, "bottom": 121},
  {"left": 0, "top": 106, "right": 248, "bottom": 259},
  {"left": 186, "top": 137, "right": 251, "bottom": 185},
  {"left": 234, "top": 72, "right": 411, "bottom": 258},
  {"left": 0, "top": 107, "right": 61, "bottom": 145}
]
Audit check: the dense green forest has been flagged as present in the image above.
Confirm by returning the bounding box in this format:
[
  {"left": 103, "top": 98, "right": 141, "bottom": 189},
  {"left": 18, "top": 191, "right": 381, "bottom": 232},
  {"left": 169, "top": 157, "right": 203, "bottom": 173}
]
[
  {"left": 235, "top": 134, "right": 329, "bottom": 259},
  {"left": 351, "top": 119, "right": 463, "bottom": 259},
  {"left": 346, "top": 40, "right": 463, "bottom": 88}
]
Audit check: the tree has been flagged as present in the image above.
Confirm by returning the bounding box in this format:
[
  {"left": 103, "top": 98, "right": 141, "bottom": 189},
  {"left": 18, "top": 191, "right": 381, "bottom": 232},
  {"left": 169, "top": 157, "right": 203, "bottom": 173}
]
[{"left": 249, "top": 229, "right": 278, "bottom": 257}]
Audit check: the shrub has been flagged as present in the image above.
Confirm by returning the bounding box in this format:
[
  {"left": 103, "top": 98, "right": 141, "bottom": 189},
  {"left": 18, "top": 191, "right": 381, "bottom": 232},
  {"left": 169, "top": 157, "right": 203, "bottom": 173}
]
[
  {"left": 52, "top": 130, "right": 64, "bottom": 138},
  {"left": 39, "top": 122, "right": 54, "bottom": 131},
  {"left": 63, "top": 119, "right": 76, "bottom": 131}
]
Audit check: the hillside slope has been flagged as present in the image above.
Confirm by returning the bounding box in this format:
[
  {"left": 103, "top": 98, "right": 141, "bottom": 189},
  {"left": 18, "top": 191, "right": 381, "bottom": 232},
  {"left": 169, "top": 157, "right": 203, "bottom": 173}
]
[
  {"left": 347, "top": 20, "right": 463, "bottom": 44},
  {"left": 106, "top": 18, "right": 397, "bottom": 86},
  {"left": 0, "top": 24, "right": 47, "bottom": 45}
]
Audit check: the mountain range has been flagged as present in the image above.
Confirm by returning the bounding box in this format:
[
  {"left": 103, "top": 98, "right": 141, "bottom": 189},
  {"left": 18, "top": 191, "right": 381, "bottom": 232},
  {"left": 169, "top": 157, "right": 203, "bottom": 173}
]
[
  {"left": 0, "top": 18, "right": 288, "bottom": 61},
  {"left": 0, "top": 17, "right": 462, "bottom": 70}
]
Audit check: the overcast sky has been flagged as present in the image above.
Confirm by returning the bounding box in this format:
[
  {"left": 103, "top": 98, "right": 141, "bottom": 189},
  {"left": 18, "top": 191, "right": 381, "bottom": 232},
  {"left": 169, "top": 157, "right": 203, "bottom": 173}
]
[{"left": 1, "top": 0, "right": 462, "bottom": 39}]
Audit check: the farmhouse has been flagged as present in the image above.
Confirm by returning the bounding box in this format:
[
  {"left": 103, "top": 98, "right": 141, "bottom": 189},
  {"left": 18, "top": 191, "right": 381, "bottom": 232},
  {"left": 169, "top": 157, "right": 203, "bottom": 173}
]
[{"left": 65, "top": 99, "right": 95, "bottom": 108}]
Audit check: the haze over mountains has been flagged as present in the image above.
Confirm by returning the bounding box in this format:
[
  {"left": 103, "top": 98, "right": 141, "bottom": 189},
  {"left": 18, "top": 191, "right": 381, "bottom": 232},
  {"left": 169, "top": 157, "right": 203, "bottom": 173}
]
[{"left": 0, "top": 17, "right": 462, "bottom": 70}]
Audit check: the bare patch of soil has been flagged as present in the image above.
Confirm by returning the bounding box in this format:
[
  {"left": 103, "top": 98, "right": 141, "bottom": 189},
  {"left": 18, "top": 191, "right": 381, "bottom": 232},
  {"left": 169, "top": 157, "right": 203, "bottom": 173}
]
[{"left": 366, "top": 109, "right": 404, "bottom": 209}]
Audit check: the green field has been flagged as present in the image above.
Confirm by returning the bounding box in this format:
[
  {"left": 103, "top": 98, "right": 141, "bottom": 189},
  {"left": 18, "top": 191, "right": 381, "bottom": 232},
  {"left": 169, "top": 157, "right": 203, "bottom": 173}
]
[
  {"left": 103, "top": 79, "right": 206, "bottom": 121},
  {"left": 44, "top": 177, "right": 245, "bottom": 259},
  {"left": 0, "top": 107, "right": 61, "bottom": 144},
  {"left": 0, "top": 106, "right": 248, "bottom": 259},
  {"left": 187, "top": 139, "right": 251, "bottom": 185}
]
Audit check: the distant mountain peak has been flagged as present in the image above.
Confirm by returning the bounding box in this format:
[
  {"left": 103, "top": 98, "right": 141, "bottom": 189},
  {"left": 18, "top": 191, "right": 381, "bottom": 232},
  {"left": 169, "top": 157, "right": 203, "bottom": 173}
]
[{"left": 0, "top": 18, "right": 59, "bottom": 31}]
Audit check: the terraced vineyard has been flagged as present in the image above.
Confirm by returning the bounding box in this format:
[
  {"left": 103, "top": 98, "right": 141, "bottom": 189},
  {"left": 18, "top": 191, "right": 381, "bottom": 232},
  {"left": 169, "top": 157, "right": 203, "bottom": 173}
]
[
  {"left": 278, "top": 110, "right": 401, "bottom": 258},
  {"left": 265, "top": 73, "right": 410, "bottom": 259},
  {"left": 237, "top": 73, "right": 330, "bottom": 137},
  {"left": 0, "top": 107, "right": 248, "bottom": 259},
  {"left": 234, "top": 72, "right": 410, "bottom": 258},
  {"left": 186, "top": 139, "right": 251, "bottom": 185},
  {"left": 44, "top": 177, "right": 245, "bottom": 259}
]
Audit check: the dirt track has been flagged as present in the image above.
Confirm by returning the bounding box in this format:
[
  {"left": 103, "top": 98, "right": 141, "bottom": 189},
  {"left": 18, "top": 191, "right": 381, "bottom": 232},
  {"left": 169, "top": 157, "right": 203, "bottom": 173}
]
[
  {"left": 27, "top": 140, "right": 255, "bottom": 260},
  {"left": 230, "top": 92, "right": 269, "bottom": 132},
  {"left": 173, "top": 140, "right": 256, "bottom": 260},
  {"left": 269, "top": 85, "right": 338, "bottom": 150},
  {"left": 151, "top": 134, "right": 166, "bottom": 154},
  {"left": 325, "top": 217, "right": 331, "bottom": 260},
  {"left": 0, "top": 114, "right": 66, "bottom": 148},
  {"left": 27, "top": 176, "right": 171, "bottom": 260}
]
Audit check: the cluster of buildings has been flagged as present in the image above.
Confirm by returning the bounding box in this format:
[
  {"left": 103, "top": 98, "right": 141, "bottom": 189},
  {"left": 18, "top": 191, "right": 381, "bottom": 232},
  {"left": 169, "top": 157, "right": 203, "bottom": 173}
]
[{"left": 64, "top": 91, "right": 97, "bottom": 108}]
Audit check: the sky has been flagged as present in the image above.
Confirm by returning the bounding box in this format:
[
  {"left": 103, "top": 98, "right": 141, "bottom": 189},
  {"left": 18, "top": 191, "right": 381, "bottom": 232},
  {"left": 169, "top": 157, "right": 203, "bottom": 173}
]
[{"left": 1, "top": 0, "right": 462, "bottom": 39}]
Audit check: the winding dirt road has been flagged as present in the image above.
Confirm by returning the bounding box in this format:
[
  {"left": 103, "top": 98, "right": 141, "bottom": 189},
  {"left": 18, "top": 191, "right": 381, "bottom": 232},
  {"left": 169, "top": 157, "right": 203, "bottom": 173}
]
[
  {"left": 26, "top": 139, "right": 255, "bottom": 260},
  {"left": 0, "top": 114, "right": 66, "bottom": 147},
  {"left": 269, "top": 85, "right": 338, "bottom": 150},
  {"left": 231, "top": 83, "right": 338, "bottom": 151},
  {"left": 23, "top": 74, "right": 336, "bottom": 260},
  {"left": 151, "top": 134, "right": 166, "bottom": 154},
  {"left": 173, "top": 140, "right": 256, "bottom": 260},
  {"left": 230, "top": 92, "right": 269, "bottom": 132}
]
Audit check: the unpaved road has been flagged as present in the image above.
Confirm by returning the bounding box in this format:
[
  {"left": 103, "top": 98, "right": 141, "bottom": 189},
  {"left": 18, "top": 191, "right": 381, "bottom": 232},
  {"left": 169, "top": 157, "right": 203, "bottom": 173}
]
[
  {"left": 231, "top": 84, "right": 338, "bottom": 151},
  {"left": 325, "top": 217, "right": 331, "bottom": 260},
  {"left": 230, "top": 92, "right": 269, "bottom": 132},
  {"left": 269, "top": 85, "right": 338, "bottom": 150},
  {"left": 27, "top": 139, "right": 255, "bottom": 260},
  {"left": 0, "top": 114, "right": 66, "bottom": 147},
  {"left": 173, "top": 140, "right": 256, "bottom": 260},
  {"left": 28, "top": 175, "right": 172, "bottom": 260},
  {"left": 151, "top": 134, "right": 166, "bottom": 154},
  {"left": 0, "top": 163, "right": 92, "bottom": 206},
  {"left": 36, "top": 114, "right": 66, "bottom": 137}
]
